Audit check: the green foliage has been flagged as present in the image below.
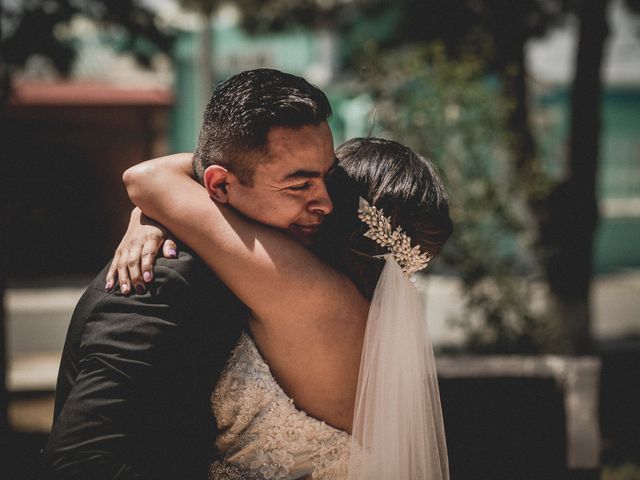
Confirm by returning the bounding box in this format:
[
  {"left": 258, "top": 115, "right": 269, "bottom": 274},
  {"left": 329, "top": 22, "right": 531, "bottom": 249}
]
[
  {"left": 1, "top": 1, "right": 175, "bottom": 76},
  {"left": 361, "top": 45, "right": 551, "bottom": 353}
]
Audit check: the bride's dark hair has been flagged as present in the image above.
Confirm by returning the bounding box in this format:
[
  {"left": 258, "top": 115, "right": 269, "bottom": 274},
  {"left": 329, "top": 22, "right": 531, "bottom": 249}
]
[{"left": 318, "top": 137, "right": 453, "bottom": 298}]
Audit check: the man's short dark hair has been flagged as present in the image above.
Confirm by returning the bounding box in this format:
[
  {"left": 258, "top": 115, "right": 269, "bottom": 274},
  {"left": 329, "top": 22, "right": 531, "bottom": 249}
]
[{"left": 193, "top": 68, "right": 332, "bottom": 185}]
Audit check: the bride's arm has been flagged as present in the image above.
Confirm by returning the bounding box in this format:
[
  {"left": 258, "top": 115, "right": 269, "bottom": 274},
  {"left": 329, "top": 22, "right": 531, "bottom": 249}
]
[{"left": 123, "top": 157, "right": 368, "bottom": 329}]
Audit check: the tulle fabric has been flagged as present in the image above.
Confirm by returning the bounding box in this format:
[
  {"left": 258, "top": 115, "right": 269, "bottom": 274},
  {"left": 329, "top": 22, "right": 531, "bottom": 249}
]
[{"left": 347, "top": 255, "right": 449, "bottom": 480}]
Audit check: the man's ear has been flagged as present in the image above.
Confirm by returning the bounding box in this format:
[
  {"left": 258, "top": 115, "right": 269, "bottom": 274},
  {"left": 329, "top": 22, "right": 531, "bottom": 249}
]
[{"left": 203, "top": 165, "right": 232, "bottom": 203}]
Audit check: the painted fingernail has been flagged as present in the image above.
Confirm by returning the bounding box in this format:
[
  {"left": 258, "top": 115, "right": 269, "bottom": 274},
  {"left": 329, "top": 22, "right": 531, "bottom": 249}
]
[
  {"left": 135, "top": 284, "right": 144, "bottom": 295},
  {"left": 105, "top": 282, "right": 113, "bottom": 291},
  {"left": 168, "top": 248, "right": 177, "bottom": 258},
  {"left": 121, "top": 283, "right": 130, "bottom": 294},
  {"left": 143, "top": 271, "right": 152, "bottom": 282}
]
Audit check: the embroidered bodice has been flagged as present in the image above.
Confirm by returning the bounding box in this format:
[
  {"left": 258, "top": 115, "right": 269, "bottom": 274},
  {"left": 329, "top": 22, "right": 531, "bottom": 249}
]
[{"left": 211, "top": 333, "right": 351, "bottom": 480}]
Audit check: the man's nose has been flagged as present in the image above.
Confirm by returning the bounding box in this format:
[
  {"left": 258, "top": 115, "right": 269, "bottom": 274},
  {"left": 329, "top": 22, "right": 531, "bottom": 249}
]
[{"left": 310, "top": 182, "right": 333, "bottom": 215}]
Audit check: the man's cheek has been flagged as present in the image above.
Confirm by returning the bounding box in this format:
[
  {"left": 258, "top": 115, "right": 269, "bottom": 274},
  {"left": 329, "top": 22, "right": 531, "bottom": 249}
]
[{"left": 279, "top": 200, "right": 306, "bottom": 222}]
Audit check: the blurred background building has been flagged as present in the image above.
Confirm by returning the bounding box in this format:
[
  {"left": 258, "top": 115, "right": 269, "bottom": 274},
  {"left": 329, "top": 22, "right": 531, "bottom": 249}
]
[{"left": 1, "top": 0, "right": 639, "bottom": 478}]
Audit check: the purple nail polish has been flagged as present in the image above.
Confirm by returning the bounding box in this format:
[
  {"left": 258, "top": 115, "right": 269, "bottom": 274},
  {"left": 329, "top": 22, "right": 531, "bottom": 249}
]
[
  {"left": 136, "top": 285, "right": 144, "bottom": 295},
  {"left": 105, "top": 282, "right": 112, "bottom": 291},
  {"left": 121, "top": 284, "right": 130, "bottom": 294},
  {"left": 143, "top": 271, "right": 152, "bottom": 282},
  {"left": 168, "top": 248, "right": 177, "bottom": 258}
]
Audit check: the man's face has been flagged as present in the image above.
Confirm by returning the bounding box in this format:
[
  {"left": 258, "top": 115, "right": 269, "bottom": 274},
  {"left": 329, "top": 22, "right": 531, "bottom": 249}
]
[{"left": 226, "top": 121, "right": 335, "bottom": 246}]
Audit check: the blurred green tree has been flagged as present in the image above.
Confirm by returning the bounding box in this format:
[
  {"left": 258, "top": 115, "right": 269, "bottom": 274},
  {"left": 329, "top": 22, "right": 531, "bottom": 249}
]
[
  {"left": 373, "top": 0, "right": 615, "bottom": 354},
  {"left": 361, "top": 45, "right": 549, "bottom": 352}
]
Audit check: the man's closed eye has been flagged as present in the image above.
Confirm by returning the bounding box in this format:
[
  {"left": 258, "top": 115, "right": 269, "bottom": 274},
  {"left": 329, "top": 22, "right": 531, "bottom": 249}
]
[{"left": 288, "top": 182, "right": 312, "bottom": 191}]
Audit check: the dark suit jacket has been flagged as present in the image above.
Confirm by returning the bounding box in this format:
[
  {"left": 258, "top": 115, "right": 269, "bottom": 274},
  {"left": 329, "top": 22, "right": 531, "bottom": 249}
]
[{"left": 43, "top": 249, "right": 247, "bottom": 480}]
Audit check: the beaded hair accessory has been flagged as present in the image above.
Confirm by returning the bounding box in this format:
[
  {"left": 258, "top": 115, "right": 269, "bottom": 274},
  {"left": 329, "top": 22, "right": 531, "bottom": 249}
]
[{"left": 357, "top": 197, "right": 433, "bottom": 276}]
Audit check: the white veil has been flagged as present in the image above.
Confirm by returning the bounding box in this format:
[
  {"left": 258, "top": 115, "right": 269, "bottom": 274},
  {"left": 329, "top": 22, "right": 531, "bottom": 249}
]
[{"left": 347, "top": 255, "right": 449, "bottom": 480}]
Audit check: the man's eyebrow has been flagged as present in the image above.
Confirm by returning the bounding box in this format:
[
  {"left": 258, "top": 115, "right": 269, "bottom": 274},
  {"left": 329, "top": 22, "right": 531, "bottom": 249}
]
[{"left": 282, "top": 169, "right": 322, "bottom": 181}]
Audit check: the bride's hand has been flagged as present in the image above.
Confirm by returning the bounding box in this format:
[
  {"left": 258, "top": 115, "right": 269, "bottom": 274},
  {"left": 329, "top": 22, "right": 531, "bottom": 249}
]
[{"left": 106, "top": 207, "right": 178, "bottom": 294}]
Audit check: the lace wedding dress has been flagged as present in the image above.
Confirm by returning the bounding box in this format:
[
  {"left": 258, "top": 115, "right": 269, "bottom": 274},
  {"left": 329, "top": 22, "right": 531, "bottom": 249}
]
[{"left": 210, "top": 333, "right": 351, "bottom": 480}]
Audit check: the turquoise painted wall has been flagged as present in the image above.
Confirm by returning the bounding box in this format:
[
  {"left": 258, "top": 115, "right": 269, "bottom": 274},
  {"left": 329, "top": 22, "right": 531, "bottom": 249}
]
[
  {"left": 536, "top": 89, "right": 640, "bottom": 272},
  {"left": 170, "top": 31, "right": 200, "bottom": 152}
]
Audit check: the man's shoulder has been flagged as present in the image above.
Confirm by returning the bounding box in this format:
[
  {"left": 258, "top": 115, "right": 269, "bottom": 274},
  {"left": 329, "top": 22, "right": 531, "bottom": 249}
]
[
  {"left": 154, "top": 246, "right": 213, "bottom": 284},
  {"left": 82, "top": 247, "right": 213, "bottom": 290},
  {"left": 76, "top": 248, "right": 221, "bottom": 316}
]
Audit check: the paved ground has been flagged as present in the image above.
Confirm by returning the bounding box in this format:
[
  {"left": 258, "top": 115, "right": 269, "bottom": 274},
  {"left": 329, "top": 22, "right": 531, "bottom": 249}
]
[{"left": 5, "top": 270, "right": 640, "bottom": 432}]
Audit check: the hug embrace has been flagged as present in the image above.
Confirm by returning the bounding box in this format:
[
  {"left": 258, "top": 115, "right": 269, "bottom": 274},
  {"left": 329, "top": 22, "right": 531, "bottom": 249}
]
[{"left": 43, "top": 68, "right": 453, "bottom": 480}]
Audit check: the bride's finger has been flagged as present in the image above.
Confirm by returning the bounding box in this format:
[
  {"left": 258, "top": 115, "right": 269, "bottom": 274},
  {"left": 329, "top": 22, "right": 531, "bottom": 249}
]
[
  {"left": 162, "top": 238, "right": 178, "bottom": 259},
  {"left": 141, "top": 238, "right": 161, "bottom": 283},
  {"left": 127, "top": 246, "right": 144, "bottom": 294},
  {"left": 105, "top": 251, "right": 120, "bottom": 290},
  {"left": 117, "top": 253, "right": 131, "bottom": 295}
]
